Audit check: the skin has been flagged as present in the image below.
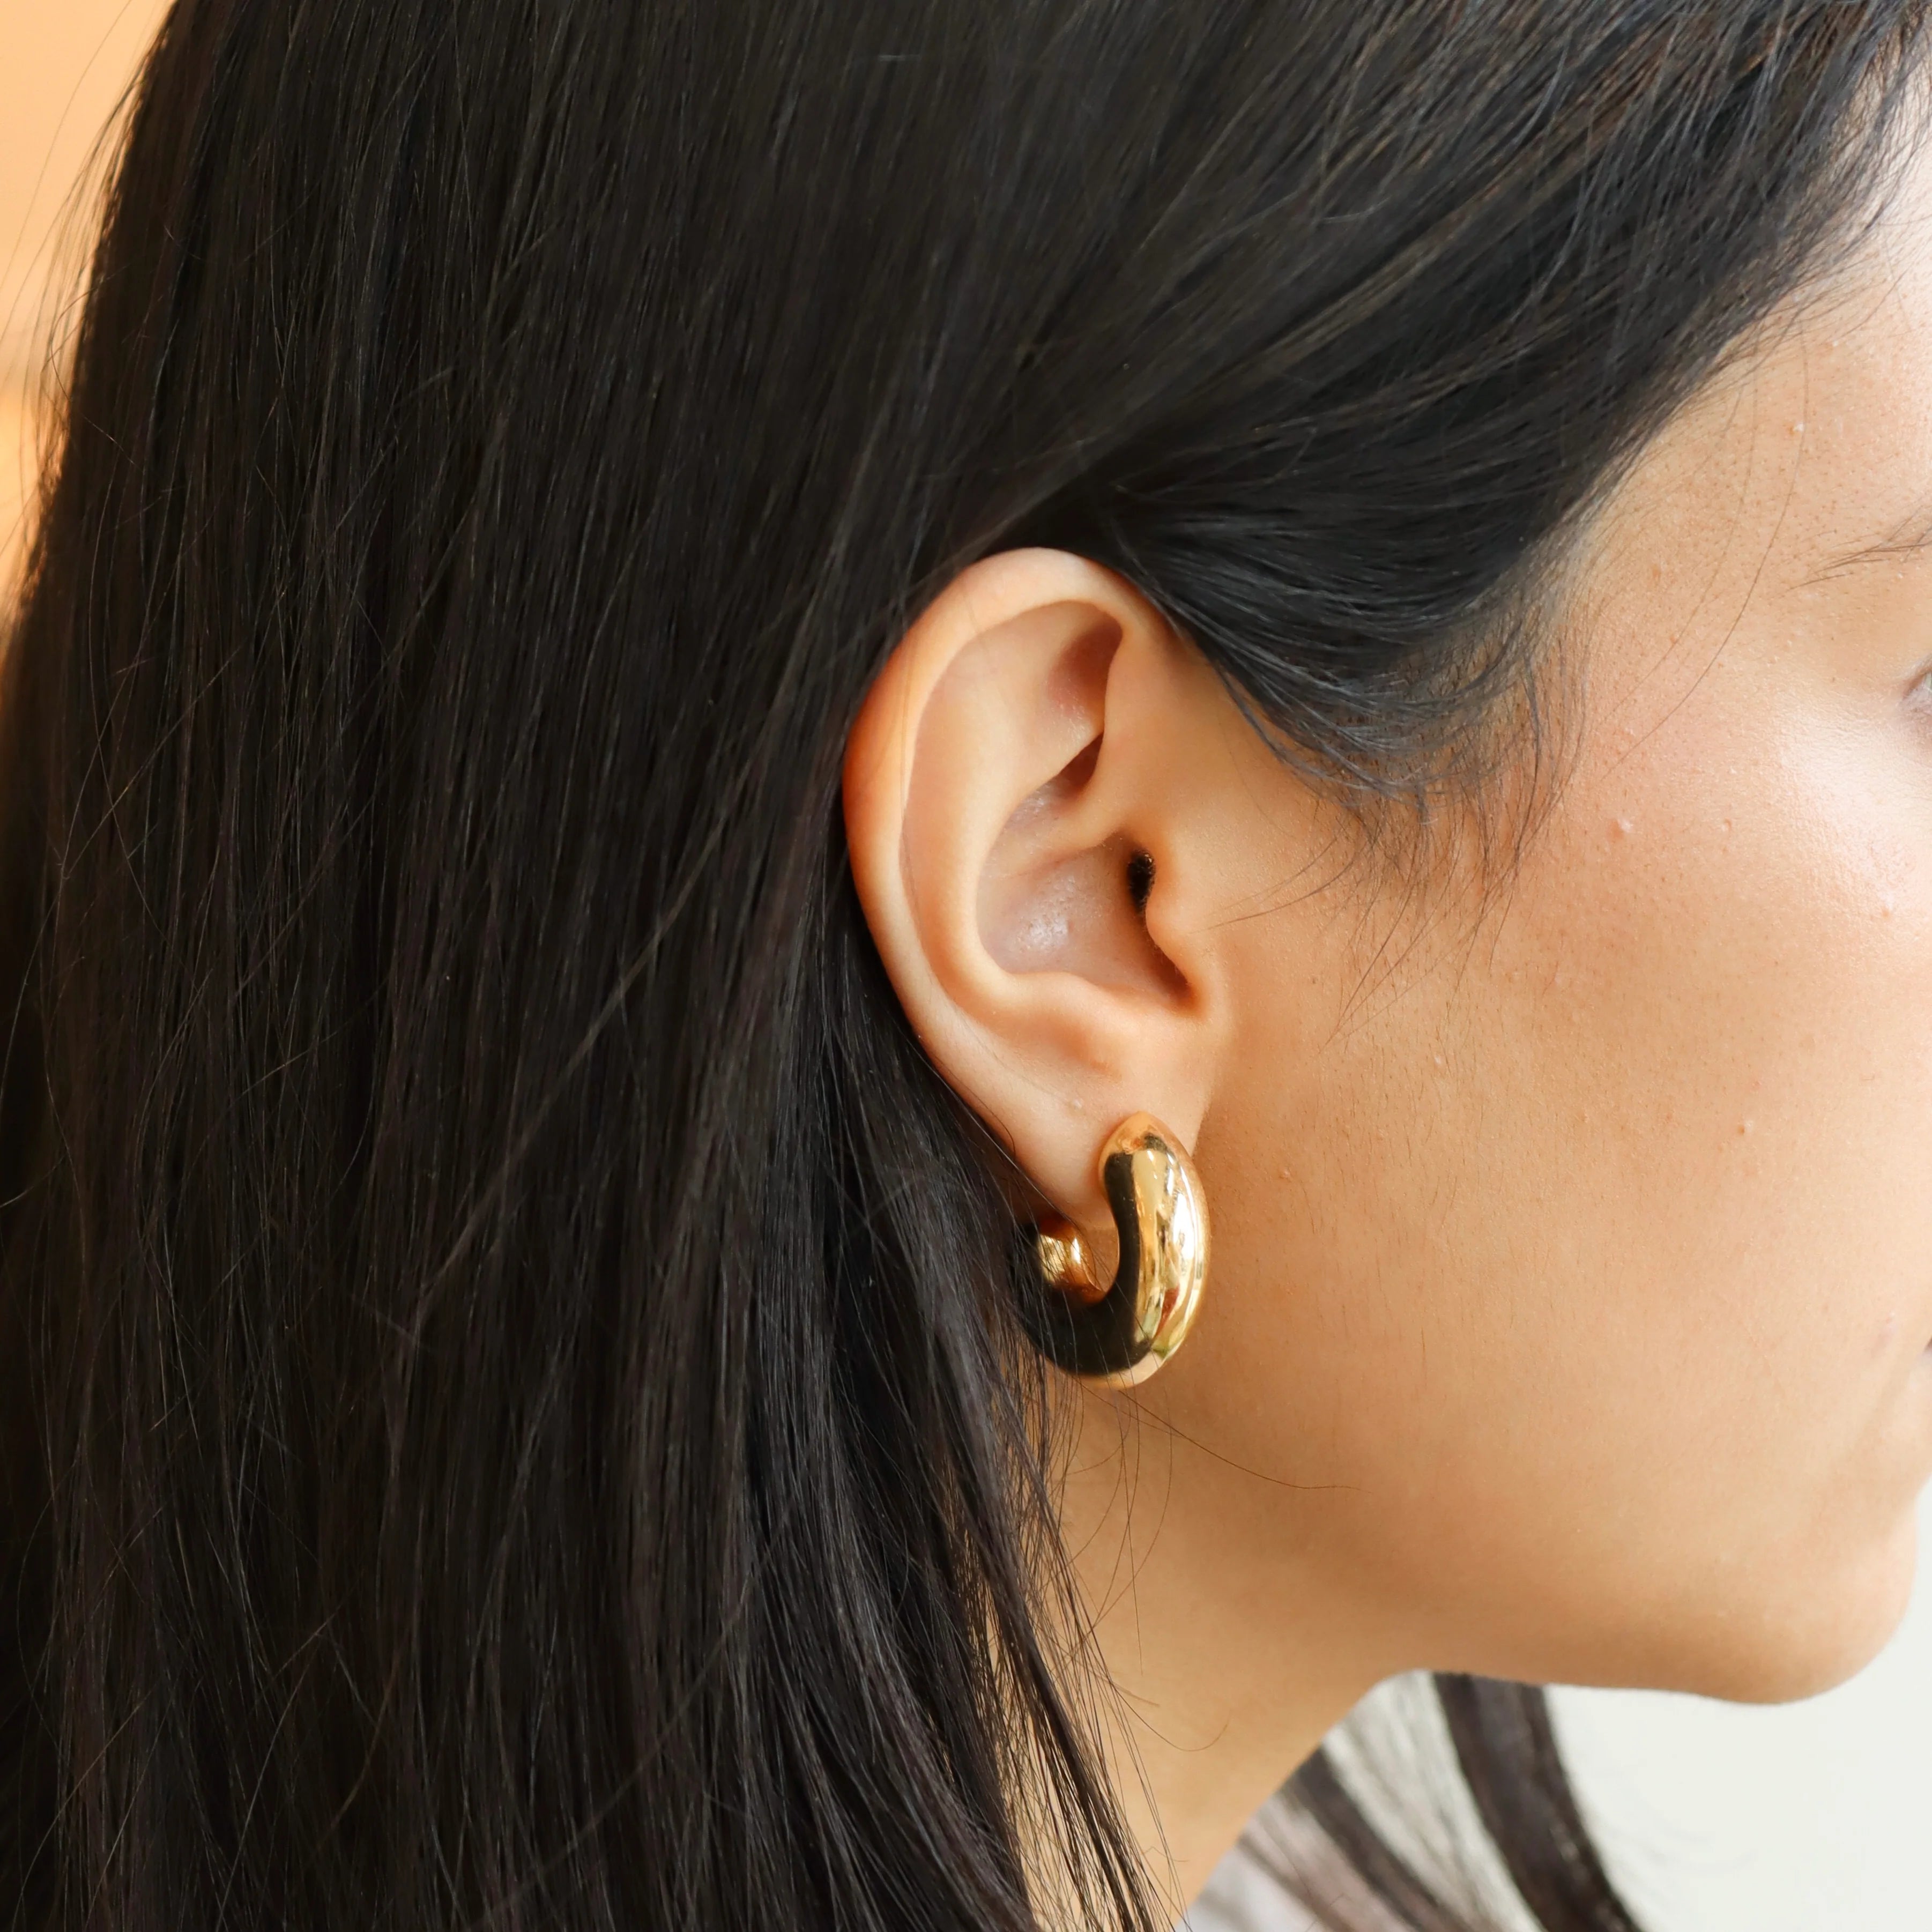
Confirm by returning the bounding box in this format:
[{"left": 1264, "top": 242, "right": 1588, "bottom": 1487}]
[{"left": 844, "top": 137, "right": 1932, "bottom": 1916}]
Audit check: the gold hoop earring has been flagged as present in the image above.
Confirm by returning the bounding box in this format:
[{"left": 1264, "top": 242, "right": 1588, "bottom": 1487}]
[{"left": 1026, "top": 1112, "right": 1209, "bottom": 1387}]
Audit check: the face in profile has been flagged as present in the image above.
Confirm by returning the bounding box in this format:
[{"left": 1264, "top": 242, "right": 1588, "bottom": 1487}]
[
  {"left": 847, "top": 129, "right": 1932, "bottom": 1809},
  {"left": 1146, "top": 139, "right": 1932, "bottom": 1707}
]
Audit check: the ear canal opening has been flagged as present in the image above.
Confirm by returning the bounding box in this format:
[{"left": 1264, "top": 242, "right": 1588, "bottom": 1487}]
[{"left": 1121, "top": 843, "right": 1185, "bottom": 995}]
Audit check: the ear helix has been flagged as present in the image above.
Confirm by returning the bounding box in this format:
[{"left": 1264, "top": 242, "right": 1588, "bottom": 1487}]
[{"left": 1026, "top": 1113, "right": 1209, "bottom": 1387}]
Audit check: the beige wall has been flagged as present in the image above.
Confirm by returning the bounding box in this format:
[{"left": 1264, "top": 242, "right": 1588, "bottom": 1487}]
[{"left": 1, "top": 0, "right": 170, "bottom": 578}]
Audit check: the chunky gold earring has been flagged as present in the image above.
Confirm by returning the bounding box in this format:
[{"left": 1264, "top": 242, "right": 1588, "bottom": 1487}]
[{"left": 1027, "top": 1112, "right": 1209, "bottom": 1387}]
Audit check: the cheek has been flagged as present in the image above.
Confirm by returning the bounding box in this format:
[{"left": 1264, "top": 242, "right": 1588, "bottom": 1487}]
[
  {"left": 1539, "top": 694, "right": 1932, "bottom": 1436},
  {"left": 1482, "top": 726, "right": 1932, "bottom": 1682},
  {"left": 1189, "top": 704, "right": 1932, "bottom": 1690}
]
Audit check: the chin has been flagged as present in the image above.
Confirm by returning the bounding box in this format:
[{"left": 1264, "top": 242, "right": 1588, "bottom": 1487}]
[{"left": 1659, "top": 1513, "right": 1921, "bottom": 1706}]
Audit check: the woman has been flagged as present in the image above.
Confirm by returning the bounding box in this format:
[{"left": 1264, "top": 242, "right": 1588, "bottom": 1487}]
[{"left": 3, "top": 3, "right": 1931, "bottom": 1927}]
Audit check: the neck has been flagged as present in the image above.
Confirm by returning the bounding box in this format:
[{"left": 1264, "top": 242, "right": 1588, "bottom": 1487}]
[{"left": 1041, "top": 1383, "right": 1400, "bottom": 1921}]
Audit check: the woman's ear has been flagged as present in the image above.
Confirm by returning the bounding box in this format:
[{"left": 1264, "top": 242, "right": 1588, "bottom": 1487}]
[{"left": 843, "top": 548, "right": 1232, "bottom": 1234}]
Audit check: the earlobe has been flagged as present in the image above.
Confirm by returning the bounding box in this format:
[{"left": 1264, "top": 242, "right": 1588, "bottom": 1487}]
[{"left": 842, "top": 548, "right": 1227, "bottom": 1232}]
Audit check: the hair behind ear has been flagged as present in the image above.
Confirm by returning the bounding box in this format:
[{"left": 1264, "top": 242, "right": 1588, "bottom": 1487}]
[{"left": 0, "top": 3, "right": 1923, "bottom": 1931}]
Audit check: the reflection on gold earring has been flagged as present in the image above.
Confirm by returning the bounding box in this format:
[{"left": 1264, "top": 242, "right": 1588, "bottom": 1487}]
[{"left": 1028, "top": 1112, "right": 1209, "bottom": 1387}]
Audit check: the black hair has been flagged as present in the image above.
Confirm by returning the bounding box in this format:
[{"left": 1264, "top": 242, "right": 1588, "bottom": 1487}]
[{"left": 0, "top": 3, "right": 1923, "bottom": 1928}]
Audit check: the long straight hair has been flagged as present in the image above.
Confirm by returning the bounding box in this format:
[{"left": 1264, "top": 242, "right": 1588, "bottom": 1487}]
[{"left": 1, "top": 4, "right": 1924, "bottom": 1928}]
